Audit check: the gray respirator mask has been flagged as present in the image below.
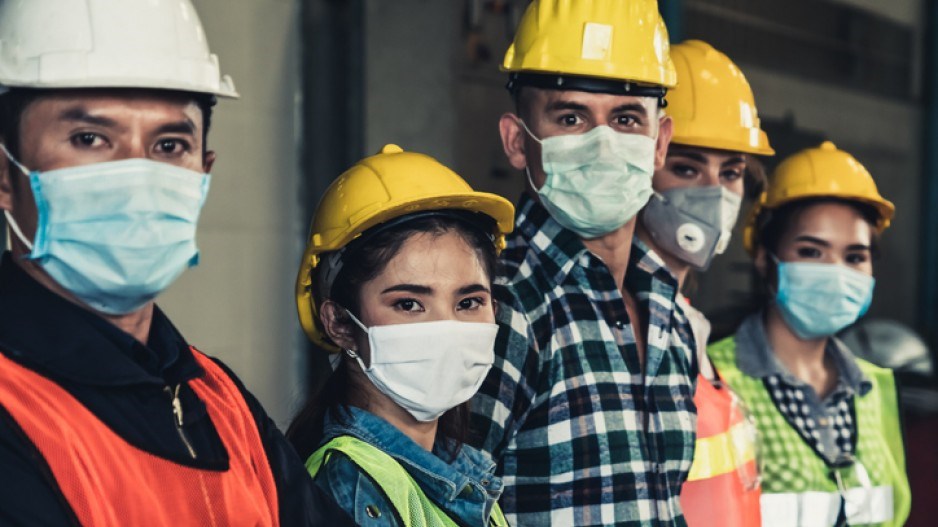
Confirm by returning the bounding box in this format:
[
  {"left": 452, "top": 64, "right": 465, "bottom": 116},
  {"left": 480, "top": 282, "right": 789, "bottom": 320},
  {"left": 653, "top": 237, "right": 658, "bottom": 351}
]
[{"left": 641, "top": 186, "right": 742, "bottom": 270}]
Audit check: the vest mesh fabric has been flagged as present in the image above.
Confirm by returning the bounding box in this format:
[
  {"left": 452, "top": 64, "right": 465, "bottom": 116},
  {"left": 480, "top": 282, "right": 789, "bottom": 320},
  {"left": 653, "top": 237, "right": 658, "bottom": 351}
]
[
  {"left": 307, "top": 435, "right": 507, "bottom": 527},
  {"left": 0, "top": 348, "right": 279, "bottom": 527},
  {"left": 708, "top": 336, "right": 910, "bottom": 526}
]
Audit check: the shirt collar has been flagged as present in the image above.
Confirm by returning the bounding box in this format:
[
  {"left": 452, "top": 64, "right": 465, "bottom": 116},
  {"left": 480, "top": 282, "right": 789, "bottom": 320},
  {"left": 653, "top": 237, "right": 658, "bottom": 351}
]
[
  {"left": 0, "top": 252, "right": 201, "bottom": 386},
  {"left": 627, "top": 237, "right": 681, "bottom": 291},
  {"left": 323, "top": 406, "right": 501, "bottom": 506},
  {"left": 510, "top": 193, "right": 590, "bottom": 284},
  {"left": 735, "top": 311, "right": 871, "bottom": 396}
]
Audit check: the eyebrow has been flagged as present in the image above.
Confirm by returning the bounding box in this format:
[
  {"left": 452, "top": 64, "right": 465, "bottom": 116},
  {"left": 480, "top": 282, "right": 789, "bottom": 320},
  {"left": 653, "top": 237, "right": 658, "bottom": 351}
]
[
  {"left": 793, "top": 235, "right": 831, "bottom": 247},
  {"left": 59, "top": 107, "right": 118, "bottom": 128},
  {"left": 544, "top": 100, "right": 590, "bottom": 113},
  {"left": 380, "top": 283, "right": 491, "bottom": 296},
  {"left": 457, "top": 284, "right": 491, "bottom": 295},
  {"left": 846, "top": 244, "right": 872, "bottom": 252},
  {"left": 610, "top": 103, "right": 648, "bottom": 116},
  {"left": 794, "top": 236, "right": 871, "bottom": 252},
  {"left": 381, "top": 284, "right": 433, "bottom": 295},
  {"left": 58, "top": 108, "right": 196, "bottom": 137},
  {"left": 667, "top": 149, "right": 746, "bottom": 166},
  {"left": 154, "top": 120, "right": 197, "bottom": 136}
]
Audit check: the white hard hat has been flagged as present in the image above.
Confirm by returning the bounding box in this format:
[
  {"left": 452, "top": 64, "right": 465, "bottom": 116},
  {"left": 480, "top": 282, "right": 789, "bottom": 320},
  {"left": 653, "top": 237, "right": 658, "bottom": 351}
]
[{"left": 0, "top": 0, "right": 238, "bottom": 98}]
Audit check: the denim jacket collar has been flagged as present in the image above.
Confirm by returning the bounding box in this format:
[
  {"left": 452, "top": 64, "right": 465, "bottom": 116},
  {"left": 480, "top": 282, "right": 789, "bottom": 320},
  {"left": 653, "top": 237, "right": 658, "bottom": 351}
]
[{"left": 323, "top": 406, "right": 502, "bottom": 523}]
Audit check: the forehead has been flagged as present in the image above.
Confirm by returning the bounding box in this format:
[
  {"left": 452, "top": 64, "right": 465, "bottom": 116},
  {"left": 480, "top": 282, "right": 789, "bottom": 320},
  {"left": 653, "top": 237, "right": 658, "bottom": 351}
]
[
  {"left": 526, "top": 87, "right": 657, "bottom": 113},
  {"left": 19, "top": 89, "right": 203, "bottom": 132},
  {"left": 376, "top": 231, "right": 485, "bottom": 282},
  {"left": 666, "top": 145, "right": 746, "bottom": 164},
  {"left": 785, "top": 202, "right": 873, "bottom": 242}
]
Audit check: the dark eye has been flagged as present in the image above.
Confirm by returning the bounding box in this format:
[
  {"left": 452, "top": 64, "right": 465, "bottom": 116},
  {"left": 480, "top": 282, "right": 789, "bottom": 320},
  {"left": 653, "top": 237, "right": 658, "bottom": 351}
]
[
  {"left": 671, "top": 163, "right": 697, "bottom": 179},
  {"left": 796, "top": 247, "right": 822, "bottom": 258},
  {"left": 457, "top": 297, "right": 484, "bottom": 311},
  {"left": 394, "top": 298, "right": 424, "bottom": 312},
  {"left": 70, "top": 132, "right": 105, "bottom": 148},
  {"left": 721, "top": 168, "right": 743, "bottom": 181},
  {"left": 558, "top": 114, "right": 581, "bottom": 127},
  {"left": 155, "top": 138, "right": 189, "bottom": 156},
  {"left": 846, "top": 253, "right": 869, "bottom": 265},
  {"left": 615, "top": 115, "right": 639, "bottom": 127}
]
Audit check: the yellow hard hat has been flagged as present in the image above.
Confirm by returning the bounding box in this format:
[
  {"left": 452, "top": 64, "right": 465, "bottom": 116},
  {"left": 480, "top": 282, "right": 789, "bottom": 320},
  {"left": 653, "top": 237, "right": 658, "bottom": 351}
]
[
  {"left": 503, "top": 0, "right": 677, "bottom": 96},
  {"left": 667, "top": 40, "right": 774, "bottom": 156},
  {"left": 743, "top": 141, "right": 894, "bottom": 253},
  {"left": 295, "top": 144, "right": 515, "bottom": 351}
]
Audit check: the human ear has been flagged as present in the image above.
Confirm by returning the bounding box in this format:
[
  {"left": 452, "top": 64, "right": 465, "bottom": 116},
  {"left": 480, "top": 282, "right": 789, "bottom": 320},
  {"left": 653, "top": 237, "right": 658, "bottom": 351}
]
[
  {"left": 0, "top": 146, "right": 13, "bottom": 213},
  {"left": 754, "top": 247, "right": 769, "bottom": 278},
  {"left": 654, "top": 114, "right": 673, "bottom": 171},
  {"left": 203, "top": 150, "right": 216, "bottom": 174},
  {"left": 499, "top": 113, "right": 528, "bottom": 171},
  {"left": 320, "top": 300, "right": 359, "bottom": 351}
]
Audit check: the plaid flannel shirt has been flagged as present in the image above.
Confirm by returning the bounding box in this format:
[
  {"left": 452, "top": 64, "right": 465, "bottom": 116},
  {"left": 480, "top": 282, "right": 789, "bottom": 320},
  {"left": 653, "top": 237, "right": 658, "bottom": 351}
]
[{"left": 470, "top": 194, "right": 698, "bottom": 527}]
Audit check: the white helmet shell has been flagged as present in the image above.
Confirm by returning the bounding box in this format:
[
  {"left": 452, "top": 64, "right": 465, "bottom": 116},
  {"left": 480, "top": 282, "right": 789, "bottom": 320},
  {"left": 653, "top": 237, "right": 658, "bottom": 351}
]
[{"left": 0, "top": 0, "right": 237, "bottom": 98}]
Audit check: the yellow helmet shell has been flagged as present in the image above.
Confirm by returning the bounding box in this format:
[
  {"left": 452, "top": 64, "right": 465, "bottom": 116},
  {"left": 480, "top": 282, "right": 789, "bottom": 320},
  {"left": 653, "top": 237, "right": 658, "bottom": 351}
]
[
  {"left": 743, "top": 141, "right": 895, "bottom": 254},
  {"left": 667, "top": 40, "right": 773, "bottom": 156},
  {"left": 503, "top": 0, "right": 677, "bottom": 88},
  {"left": 295, "top": 144, "right": 515, "bottom": 351}
]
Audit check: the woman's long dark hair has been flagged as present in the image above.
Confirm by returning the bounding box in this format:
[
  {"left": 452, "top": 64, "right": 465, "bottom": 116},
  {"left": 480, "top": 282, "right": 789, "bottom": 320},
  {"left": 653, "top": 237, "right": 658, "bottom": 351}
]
[{"left": 286, "top": 213, "right": 498, "bottom": 461}]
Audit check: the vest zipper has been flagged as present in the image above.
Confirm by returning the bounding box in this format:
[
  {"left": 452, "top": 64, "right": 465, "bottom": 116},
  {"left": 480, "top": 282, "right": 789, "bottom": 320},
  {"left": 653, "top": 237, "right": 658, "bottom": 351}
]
[{"left": 166, "top": 384, "right": 197, "bottom": 459}]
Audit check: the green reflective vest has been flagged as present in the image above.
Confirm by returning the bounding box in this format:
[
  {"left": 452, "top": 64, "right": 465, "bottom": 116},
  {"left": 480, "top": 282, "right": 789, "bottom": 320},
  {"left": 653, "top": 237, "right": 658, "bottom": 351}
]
[
  {"left": 708, "top": 336, "right": 911, "bottom": 527},
  {"left": 307, "top": 435, "right": 508, "bottom": 527}
]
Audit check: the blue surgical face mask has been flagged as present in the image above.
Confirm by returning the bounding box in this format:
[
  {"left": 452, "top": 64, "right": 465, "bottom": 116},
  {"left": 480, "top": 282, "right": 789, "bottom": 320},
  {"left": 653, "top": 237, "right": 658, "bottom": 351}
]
[
  {"left": 2, "top": 144, "right": 210, "bottom": 315},
  {"left": 773, "top": 257, "right": 875, "bottom": 340},
  {"left": 520, "top": 121, "right": 657, "bottom": 239}
]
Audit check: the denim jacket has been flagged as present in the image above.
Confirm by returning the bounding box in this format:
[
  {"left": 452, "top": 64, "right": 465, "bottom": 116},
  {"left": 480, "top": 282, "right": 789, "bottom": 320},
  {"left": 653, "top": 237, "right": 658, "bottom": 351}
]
[{"left": 312, "top": 406, "right": 503, "bottom": 526}]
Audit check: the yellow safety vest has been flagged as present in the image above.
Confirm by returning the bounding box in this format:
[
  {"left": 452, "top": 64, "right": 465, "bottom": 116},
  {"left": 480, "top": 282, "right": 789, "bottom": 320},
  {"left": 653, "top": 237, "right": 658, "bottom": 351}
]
[
  {"left": 708, "top": 336, "right": 911, "bottom": 527},
  {"left": 307, "top": 435, "right": 508, "bottom": 527}
]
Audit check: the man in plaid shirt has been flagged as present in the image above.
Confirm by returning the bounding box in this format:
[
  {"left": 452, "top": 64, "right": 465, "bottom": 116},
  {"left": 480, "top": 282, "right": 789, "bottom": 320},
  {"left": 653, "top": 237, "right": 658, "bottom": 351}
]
[{"left": 469, "top": 1, "right": 698, "bottom": 525}]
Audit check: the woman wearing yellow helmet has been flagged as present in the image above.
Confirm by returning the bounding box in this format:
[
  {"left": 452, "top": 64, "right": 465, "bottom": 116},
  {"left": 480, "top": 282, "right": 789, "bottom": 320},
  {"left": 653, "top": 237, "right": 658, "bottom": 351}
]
[
  {"left": 634, "top": 40, "right": 772, "bottom": 527},
  {"left": 287, "top": 145, "right": 513, "bottom": 526},
  {"left": 708, "top": 142, "right": 911, "bottom": 527}
]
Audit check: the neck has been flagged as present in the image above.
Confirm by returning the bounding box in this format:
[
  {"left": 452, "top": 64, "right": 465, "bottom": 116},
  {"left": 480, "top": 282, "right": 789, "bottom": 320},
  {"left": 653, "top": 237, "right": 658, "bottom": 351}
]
[
  {"left": 13, "top": 254, "right": 154, "bottom": 344},
  {"left": 634, "top": 220, "right": 690, "bottom": 289},
  {"left": 764, "top": 305, "right": 829, "bottom": 380},
  {"left": 580, "top": 217, "right": 638, "bottom": 291},
  {"left": 358, "top": 383, "right": 439, "bottom": 451}
]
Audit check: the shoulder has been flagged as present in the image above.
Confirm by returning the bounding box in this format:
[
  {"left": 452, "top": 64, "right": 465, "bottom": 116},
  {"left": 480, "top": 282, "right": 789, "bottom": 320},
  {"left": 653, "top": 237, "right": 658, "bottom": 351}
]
[
  {"left": 0, "top": 405, "right": 80, "bottom": 525},
  {"left": 707, "top": 335, "right": 739, "bottom": 371},
  {"left": 314, "top": 451, "right": 401, "bottom": 527}
]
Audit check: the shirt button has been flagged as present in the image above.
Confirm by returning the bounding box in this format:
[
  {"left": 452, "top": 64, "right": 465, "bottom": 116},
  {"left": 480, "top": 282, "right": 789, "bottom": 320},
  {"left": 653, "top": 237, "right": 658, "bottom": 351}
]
[
  {"left": 481, "top": 479, "right": 490, "bottom": 487},
  {"left": 365, "top": 505, "right": 382, "bottom": 519},
  {"left": 616, "top": 321, "right": 625, "bottom": 329}
]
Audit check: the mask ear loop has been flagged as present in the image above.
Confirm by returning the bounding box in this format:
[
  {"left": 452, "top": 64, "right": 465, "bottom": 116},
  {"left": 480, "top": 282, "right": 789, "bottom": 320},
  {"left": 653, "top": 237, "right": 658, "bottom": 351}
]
[
  {"left": 0, "top": 143, "right": 35, "bottom": 252},
  {"left": 340, "top": 308, "right": 373, "bottom": 371},
  {"left": 515, "top": 118, "right": 545, "bottom": 193}
]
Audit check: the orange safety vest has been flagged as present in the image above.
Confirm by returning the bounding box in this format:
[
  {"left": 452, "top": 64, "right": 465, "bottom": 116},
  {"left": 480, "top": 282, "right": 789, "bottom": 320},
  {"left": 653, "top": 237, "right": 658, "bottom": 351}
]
[
  {"left": 680, "top": 373, "right": 761, "bottom": 527},
  {"left": 0, "top": 347, "right": 279, "bottom": 527}
]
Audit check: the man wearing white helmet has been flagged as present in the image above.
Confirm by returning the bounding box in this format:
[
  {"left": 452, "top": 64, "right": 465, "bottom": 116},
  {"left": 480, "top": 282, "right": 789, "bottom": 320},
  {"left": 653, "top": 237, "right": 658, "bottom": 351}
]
[{"left": 0, "top": 1, "right": 352, "bottom": 524}]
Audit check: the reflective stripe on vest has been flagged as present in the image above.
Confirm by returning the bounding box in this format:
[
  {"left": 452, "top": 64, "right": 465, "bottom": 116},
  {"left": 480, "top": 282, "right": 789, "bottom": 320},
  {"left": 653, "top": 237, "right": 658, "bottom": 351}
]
[
  {"left": 307, "top": 435, "right": 507, "bottom": 527},
  {"left": 0, "top": 348, "right": 279, "bottom": 527},
  {"left": 686, "top": 420, "right": 756, "bottom": 481},
  {"left": 761, "top": 486, "right": 894, "bottom": 527},
  {"left": 708, "top": 336, "right": 911, "bottom": 527},
  {"left": 682, "top": 372, "right": 762, "bottom": 527}
]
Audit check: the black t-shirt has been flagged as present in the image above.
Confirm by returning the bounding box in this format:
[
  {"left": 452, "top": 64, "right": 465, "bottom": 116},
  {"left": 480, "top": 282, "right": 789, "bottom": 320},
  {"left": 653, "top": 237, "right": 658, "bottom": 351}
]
[{"left": 0, "top": 252, "right": 352, "bottom": 526}]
